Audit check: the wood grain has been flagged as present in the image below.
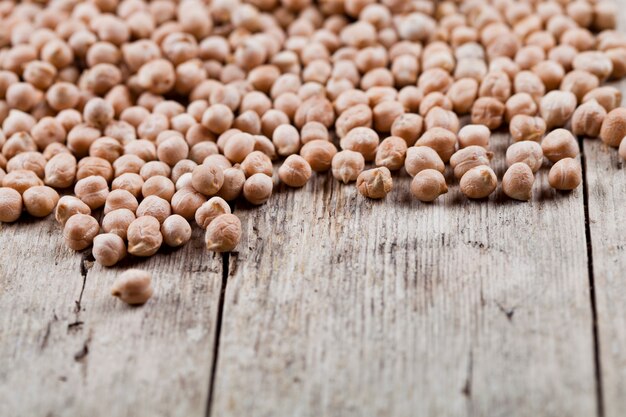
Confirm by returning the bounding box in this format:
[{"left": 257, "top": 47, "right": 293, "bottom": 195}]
[
  {"left": 210, "top": 133, "right": 597, "bottom": 417},
  {"left": 0, "top": 220, "right": 223, "bottom": 417},
  {"left": 583, "top": 137, "right": 626, "bottom": 417}
]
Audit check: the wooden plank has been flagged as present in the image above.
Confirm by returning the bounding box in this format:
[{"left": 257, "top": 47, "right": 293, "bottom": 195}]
[
  {"left": 584, "top": 136, "right": 626, "bottom": 417},
  {"left": 0, "top": 219, "right": 223, "bottom": 417},
  {"left": 210, "top": 132, "right": 597, "bottom": 416}
]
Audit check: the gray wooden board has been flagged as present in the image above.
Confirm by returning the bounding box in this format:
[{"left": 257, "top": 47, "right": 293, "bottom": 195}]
[
  {"left": 0, "top": 220, "right": 223, "bottom": 417},
  {"left": 584, "top": 137, "right": 626, "bottom": 417},
  {"left": 210, "top": 133, "right": 597, "bottom": 417}
]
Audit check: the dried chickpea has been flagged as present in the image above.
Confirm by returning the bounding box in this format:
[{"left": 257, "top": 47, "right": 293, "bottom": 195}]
[
  {"left": 459, "top": 166, "right": 498, "bottom": 199},
  {"left": 157, "top": 135, "right": 189, "bottom": 167},
  {"left": 373, "top": 101, "right": 404, "bottom": 132},
  {"left": 505, "top": 93, "right": 537, "bottom": 123},
  {"left": 583, "top": 87, "right": 622, "bottom": 112},
  {"left": 93, "top": 233, "right": 126, "bottom": 267},
  {"left": 275, "top": 155, "right": 310, "bottom": 188},
  {"left": 160, "top": 215, "right": 192, "bottom": 248},
  {"left": 619, "top": 137, "right": 626, "bottom": 161},
  {"left": 375, "top": 136, "right": 407, "bottom": 171},
  {"left": 509, "top": 115, "right": 547, "bottom": 142},
  {"left": 22, "top": 186, "right": 59, "bottom": 218},
  {"left": 0, "top": 187, "right": 22, "bottom": 223},
  {"left": 136, "top": 195, "right": 171, "bottom": 224},
  {"left": 111, "top": 269, "right": 154, "bottom": 305},
  {"left": 335, "top": 104, "right": 373, "bottom": 138},
  {"left": 223, "top": 132, "right": 255, "bottom": 163},
  {"left": 390, "top": 113, "right": 423, "bottom": 147},
  {"left": 76, "top": 156, "right": 113, "bottom": 182},
  {"left": 74, "top": 175, "right": 109, "bottom": 210},
  {"left": 540, "top": 91, "right": 577, "bottom": 129},
  {"left": 127, "top": 215, "right": 163, "bottom": 257},
  {"left": 272, "top": 124, "right": 300, "bottom": 156},
  {"left": 450, "top": 146, "right": 494, "bottom": 180},
  {"left": 329, "top": 150, "right": 363, "bottom": 184},
  {"left": 111, "top": 173, "right": 144, "bottom": 197},
  {"left": 300, "top": 140, "right": 337, "bottom": 172},
  {"left": 415, "top": 127, "right": 457, "bottom": 163},
  {"left": 548, "top": 158, "right": 582, "bottom": 191},
  {"left": 2, "top": 170, "right": 43, "bottom": 194},
  {"left": 340, "top": 127, "right": 379, "bottom": 161},
  {"left": 195, "top": 197, "right": 231, "bottom": 229},
  {"left": 104, "top": 189, "right": 138, "bottom": 215},
  {"left": 102, "top": 208, "right": 135, "bottom": 240},
  {"left": 191, "top": 163, "right": 224, "bottom": 196},
  {"left": 171, "top": 187, "right": 206, "bottom": 220},
  {"left": 240, "top": 151, "right": 273, "bottom": 178},
  {"left": 63, "top": 213, "right": 100, "bottom": 251},
  {"left": 243, "top": 173, "right": 273, "bottom": 205},
  {"left": 410, "top": 169, "right": 448, "bottom": 202},
  {"left": 541, "top": 129, "right": 580, "bottom": 163},
  {"left": 502, "top": 163, "right": 535, "bottom": 201},
  {"left": 599, "top": 108, "right": 626, "bottom": 147},
  {"left": 204, "top": 213, "right": 241, "bottom": 253},
  {"left": 506, "top": 141, "right": 544, "bottom": 173},
  {"left": 55, "top": 196, "right": 90, "bottom": 225},
  {"left": 572, "top": 100, "right": 607, "bottom": 138},
  {"left": 560, "top": 70, "right": 599, "bottom": 102},
  {"left": 457, "top": 125, "right": 489, "bottom": 149},
  {"left": 446, "top": 78, "right": 478, "bottom": 115},
  {"left": 357, "top": 167, "right": 393, "bottom": 199},
  {"left": 7, "top": 152, "right": 46, "bottom": 179}
]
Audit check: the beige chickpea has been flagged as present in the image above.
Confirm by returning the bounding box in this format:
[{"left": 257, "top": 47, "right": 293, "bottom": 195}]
[
  {"left": 142, "top": 176, "right": 175, "bottom": 201},
  {"left": 335, "top": 104, "right": 373, "bottom": 138},
  {"left": 0, "top": 187, "right": 23, "bottom": 223},
  {"left": 509, "top": 115, "right": 546, "bottom": 142},
  {"left": 137, "top": 59, "right": 175, "bottom": 95},
  {"left": 502, "top": 163, "right": 535, "bottom": 201},
  {"left": 2, "top": 170, "right": 44, "bottom": 194},
  {"left": 618, "top": 137, "right": 626, "bottom": 161},
  {"left": 43, "top": 143, "right": 71, "bottom": 161},
  {"left": 171, "top": 187, "right": 206, "bottom": 220},
  {"left": 573, "top": 52, "right": 613, "bottom": 82},
  {"left": 446, "top": 78, "right": 478, "bottom": 115},
  {"left": 189, "top": 142, "right": 219, "bottom": 165},
  {"left": 404, "top": 146, "right": 445, "bottom": 177},
  {"left": 532, "top": 60, "right": 565, "bottom": 92},
  {"left": 31, "top": 117, "right": 66, "bottom": 150},
  {"left": 506, "top": 141, "right": 544, "bottom": 173},
  {"left": 548, "top": 158, "right": 582, "bottom": 191},
  {"left": 457, "top": 125, "right": 490, "bottom": 149},
  {"left": 572, "top": 100, "right": 607, "bottom": 138},
  {"left": 357, "top": 167, "right": 393, "bottom": 199},
  {"left": 93, "top": 233, "right": 126, "bottom": 267},
  {"left": 300, "top": 122, "right": 329, "bottom": 144},
  {"left": 136, "top": 195, "right": 171, "bottom": 224},
  {"left": 504, "top": 93, "right": 537, "bottom": 123},
  {"left": 540, "top": 91, "right": 577, "bottom": 129},
  {"left": 414, "top": 127, "right": 457, "bottom": 163},
  {"left": 261, "top": 110, "right": 290, "bottom": 138},
  {"left": 104, "top": 189, "right": 138, "bottom": 215},
  {"left": 157, "top": 135, "right": 189, "bottom": 167},
  {"left": 583, "top": 87, "right": 622, "bottom": 112},
  {"left": 272, "top": 124, "right": 300, "bottom": 156},
  {"left": 111, "top": 173, "right": 144, "bottom": 198},
  {"left": 7, "top": 152, "right": 46, "bottom": 179},
  {"left": 548, "top": 45, "right": 577, "bottom": 72},
  {"left": 424, "top": 107, "right": 459, "bottom": 133},
  {"left": 276, "top": 155, "right": 311, "bottom": 188},
  {"left": 46, "top": 82, "right": 80, "bottom": 111},
  {"left": 541, "top": 129, "right": 580, "bottom": 163},
  {"left": 340, "top": 127, "right": 379, "bottom": 161},
  {"left": 111, "top": 269, "right": 154, "bottom": 305},
  {"left": 223, "top": 132, "right": 255, "bottom": 163},
  {"left": 67, "top": 125, "right": 101, "bottom": 158},
  {"left": 90, "top": 137, "right": 123, "bottom": 164},
  {"left": 373, "top": 101, "right": 404, "bottom": 132},
  {"left": 21, "top": 185, "right": 58, "bottom": 218},
  {"left": 101, "top": 208, "right": 135, "bottom": 240},
  {"left": 63, "top": 214, "right": 100, "bottom": 251},
  {"left": 195, "top": 196, "right": 231, "bottom": 229},
  {"left": 300, "top": 140, "right": 337, "bottom": 172},
  {"left": 205, "top": 213, "right": 241, "bottom": 253},
  {"left": 417, "top": 68, "right": 453, "bottom": 95},
  {"left": 127, "top": 215, "right": 163, "bottom": 257},
  {"left": 191, "top": 163, "right": 224, "bottom": 196},
  {"left": 599, "top": 108, "right": 626, "bottom": 147},
  {"left": 450, "top": 146, "right": 494, "bottom": 180},
  {"left": 241, "top": 151, "right": 273, "bottom": 178},
  {"left": 459, "top": 165, "right": 497, "bottom": 199},
  {"left": 471, "top": 97, "right": 505, "bottom": 130},
  {"left": 3, "top": 111, "right": 36, "bottom": 138},
  {"left": 331, "top": 150, "right": 365, "bottom": 184},
  {"left": 3, "top": 132, "right": 37, "bottom": 160},
  {"left": 55, "top": 196, "right": 91, "bottom": 226},
  {"left": 83, "top": 97, "right": 114, "bottom": 129},
  {"left": 560, "top": 70, "right": 599, "bottom": 102},
  {"left": 243, "top": 173, "right": 273, "bottom": 205},
  {"left": 6, "top": 82, "right": 40, "bottom": 112},
  {"left": 76, "top": 157, "right": 114, "bottom": 182},
  {"left": 139, "top": 161, "right": 171, "bottom": 180},
  {"left": 217, "top": 166, "right": 246, "bottom": 201},
  {"left": 479, "top": 71, "right": 511, "bottom": 102},
  {"left": 410, "top": 169, "right": 448, "bottom": 202},
  {"left": 375, "top": 136, "right": 407, "bottom": 171},
  {"left": 74, "top": 175, "right": 109, "bottom": 210},
  {"left": 161, "top": 214, "right": 192, "bottom": 247},
  {"left": 390, "top": 113, "right": 424, "bottom": 147},
  {"left": 203, "top": 154, "right": 232, "bottom": 171}
]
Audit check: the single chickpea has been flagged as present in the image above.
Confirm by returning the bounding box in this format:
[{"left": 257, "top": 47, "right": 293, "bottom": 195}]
[
  {"left": 46, "top": 82, "right": 80, "bottom": 111},
  {"left": 540, "top": 90, "right": 578, "bottom": 129},
  {"left": 141, "top": 176, "right": 175, "bottom": 201},
  {"left": 404, "top": 146, "right": 445, "bottom": 177},
  {"left": 191, "top": 163, "right": 224, "bottom": 196},
  {"left": 532, "top": 60, "right": 565, "bottom": 91},
  {"left": 509, "top": 115, "right": 547, "bottom": 142},
  {"left": 102, "top": 208, "right": 135, "bottom": 239},
  {"left": 218, "top": 166, "right": 246, "bottom": 201},
  {"left": 272, "top": 124, "right": 300, "bottom": 156},
  {"left": 414, "top": 127, "right": 457, "bottom": 163},
  {"left": 93, "top": 233, "right": 126, "bottom": 267},
  {"left": 505, "top": 93, "right": 537, "bottom": 122},
  {"left": 241, "top": 151, "right": 273, "bottom": 178},
  {"left": 300, "top": 121, "right": 329, "bottom": 144},
  {"left": 572, "top": 100, "right": 607, "bottom": 138},
  {"left": 340, "top": 127, "right": 379, "bottom": 161},
  {"left": 410, "top": 169, "right": 448, "bottom": 202},
  {"left": 449, "top": 146, "right": 494, "bottom": 180},
  {"left": 89, "top": 137, "right": 123, "bottom": 164},
  {"left": 479, "top": 71, "right": 511, "bottom": 102},
  {"left": 446, "top": 78, "right": 478, "bottom": 115},
  {"left": 331, "top": 150, "right": 365, "bottom": 184},
  {"left": 335, "top": 104, "right": 373, "bottom": 138},
  {"left": 111, "top": 269, "right": 154, "bottom": 305},
  {"left": 104, "top": 189, "right": 138, "bottom": 215},
  {"left": 223, "top": 132, "right": 255, "bottom": 163},
  {"left": 7, "top": 152, "right": 46, "bottom": 179},
  {"left": 300, "top": 140, "right": 337, "bottom": 172},
  {"left": 204, "top": 213, "right": 241, "bottom": 252},
  {"left": 157, "top": 135, "right": 189, "bottom": 166},
  {"left": 203, "top": 154, "right": 232, "bottom": 171},
  {"left": 83, "top": 97, "right": 114, "bottom": 129},
  {"left": 502, "top": 163, "right": 535, "bottom": 201},
  {"left": 357, "top": 167, "right": 393, "bottom": 199},
  {"left": 373, "top": 101, "right": 405, "bottom": 132},
  {"left": 160, "top": 214, "right": 192, "bottom": 247},
  {"left": 171, "top": 187, "right": 206, "bottom": 220},
  {"left": 127, "top": 215, "right": 163, "bottom": 257},
  {"left": 459, "top": 165, "right": 498, "bottom": 199},
  {"left": 2, "top": 170, "right": 43, "bottom": 194},
  {"left": 6, "top": 82, "right": 40, "bottom": 112},
  {"left": 55, "top": 196, "right": 91, "bottom": 226},
  {"left": 63, "top": 213, "right": 100, "bottom": 251},
  {"left": 22, "top": 186, "right": 59, "bottom": 218},
  {"left": 195, "top": 196, "right": 231, "bottom": 229},
  {"left": 76, "top": 156, "right": 114, "bottom": 182},
  {"left": 560, "top": 70, "right": 600, "bottom": 102},
  {"left": 111, "top": 172, "right": 144, "bottom": 197},
  {"left": 457, "top": 125, "right": 490, "bottom": 149},
  {"left": 74, "top": 175, "right": 109, "bottom": 210},
  {"left": 0, "top": 187, "right": 23, "bottom": 223},
  {"left": 375, "top": 136, "right": 407, "bottom": 171},
  {"left": 67, "top": 125, "right": 101, "bottom": 158},
  {"left": 139, "top": 161, "right": 171, "bottom": 180},
  {"left": 548, "top": 158, "right": 582, "bottom": 190},
  {"left": 136, "top": 195, "right": 171, "bottom": 223},
  {"left": 424, "top": 107, "right": 460, "bottom": 133},
  {"left": 3, "top": 132, "right": 37, "bottom": 160},
  {"left": 599, "top": 108, "right": 626, "bottom": 147},
  {"left": 583, "top": 87, "right": 622, "bottom": 112},
  {"left": 137, "top": 59, "right": 175, "bottom": 94},
  {"left": 471, "top": 97, "right": 505, "bottom": 130},
  {"left": 243, "top": 173, "right": 273, "bottom": 205},
  {"left": 573, "top": 52, "right": 614, "bottom": 82},
  {"left": 541, "top": 129, "right": 580, "bottom": 163},
  {"left": 506, "top": 141, "right": 544, "bottom": 173}
]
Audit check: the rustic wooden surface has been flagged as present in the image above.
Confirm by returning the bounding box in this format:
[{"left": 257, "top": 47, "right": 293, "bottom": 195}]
[{"left": 0, "top": 221, "right": 223, "bottom": 417}]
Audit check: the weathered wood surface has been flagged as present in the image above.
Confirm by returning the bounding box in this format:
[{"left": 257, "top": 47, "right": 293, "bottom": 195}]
[
  {"left": 0, "top": 221, "right": 223, "bottom": 417},
  {"left": 584, "top": 137, "right": 626, "bottom": 417},
  {"left": 210, "top": 133, "right": 597, "bottom": 417}
]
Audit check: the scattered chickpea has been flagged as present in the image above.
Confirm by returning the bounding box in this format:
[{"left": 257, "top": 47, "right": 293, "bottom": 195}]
[
  {"left": 506, "top": 141, "right": 545, "bottom": 173},
  {"left": 136, "top": 195, "right": 171, "bottom": 224},
  {"left": 548, "top": 158, "right": 582, "bottom": 190},
  {"left": 600, "top": 108, "right": 626, "bottom": 147},
  {"left": 0, "top": 187, "right": 22, "bottom": 223},
  {"left": 410, "top": 169, "right": 448, "bottom": 202},
  {"left": 357, "top": 167, "right": 393, "bottom": 199},
  {"left": 450, "top": 146, "right": 494, "bottom": 180},
  {"left": 300, "top": 140, "right": 338, "bottom": 172},
  {"left": 509, "top": 115, "right": 547, "bottom": 142},
  {"left": 55, "top": 196, "right": 91, "bottom": 226},
  {"left": 502, "top": 163, "right": 535, "bottom": 201},
  {"left": 75, "top": 176, "right": 109, "bottom": 210},
  {"left": 243, "top": 173, "right": 273, "bottom": 205},
  {"left": 279, "top": 155, "right": 312, "bottom": 187},
  {"left": 127, "top": 216, "right": 163, "bottom": 257},
  {"left": 205, "top": 213, "right": 242, "bottom": 252},
  {"left": 2, "top": 170, "right": 44, "bottom": 194},
  {"left": 542, "top": 129, "right": 580, "bottom": 162},
  {"left": 63, "top": 214, "right": 100, "bottom": 251},
  {"left": 102, "top": 208, "right": 136, "bottom": 240},
  {"left": 459, "top": 166, "right": 498, "bottom": 199},
  {"left": 93, "top": 233, "right": 126, "bottom": 267},
  {"left": 171, "top": 187, "right": 206, "bottom": 220},
  {"left": 191, "top": 163, "right": 224, "bottom": 196},
  {"left": 540, "top": 90, "right": 578, "bottom": 129},
  {"left": 111, "top": 269, "right": 154, "bottom": 305},
  {"left": 241, "top": 151, "right": 273, "bottom": 178},
  {"left": 22, "top": 186, "right": 59, "bottom": 218},
  {"left": 458, "top": 125, "right": 490, "bottom": 148},
  {"left": 218, "top": 166, "right": 247, "bottom": 201},
  {"left": 196, "top": 197, "right": 231, "bottom": 229},
  {"left": 572, "top": 100, "right": 607, "bottom": 138},
  {"left": 161, "top": 215, "right": 192, "bottom": 248}
]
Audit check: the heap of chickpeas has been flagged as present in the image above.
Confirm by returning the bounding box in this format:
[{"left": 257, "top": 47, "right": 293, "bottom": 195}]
[{"left": 1, "top": 0, "right": 626, "bottom": 303}]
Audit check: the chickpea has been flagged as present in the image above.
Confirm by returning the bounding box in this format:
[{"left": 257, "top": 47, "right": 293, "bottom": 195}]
[
  {"left": 542, "top": 129, "right": 580, "bottom": 163},
  {"left": 217, "top": 166, "right": 246, "bottom": 201},
  {"left": 22, "top": 186, "right": 59, "bottom": 218},
  {"left": 560, "top": 70, "right": 599, "bottom": 102},
  {"left": 93, "top": 233, "right": 126, "bottom": 267},
  {"left": 241, "top": 151, "right": 273, "bottom": 178},
  {"left": 414, "top": 127, "right": 457, "bottom": 163},
  {"left": 102, "top": 208, "right": 135, "bottom": 240},
  {"left": 2, "top": 170, "right": 43, "bottom": 194},
  {"left": 76, "top": 156, "right": 114, "bottom": 182},
  {"left": 300, "top": 140, "right": 337, "bottom": 172},
  {"left": 111, "top": 172, "right": 144, "bottom": 197},
  {"left": 340, "top": 127, "right": 379, "bottom": 161},
  {"left": 74, "top": 176, "right": 109, "bottom": 210},
  {"left": 63, "top": 214, "right": 100, "bottom": 251},
  {"left": 223, "top": 132, "right": 255, "bottom": 163},
  {"left": 6, "top": 82, "right": 40, "bottom": 112},
  {"left": 127, "top": 215, "right": 163, "bottom": 257},
  {"left": 157, "top": 135, "right": 189, "bottom": 167},
  {"left": 111, "top": 269, "right": 154, "bottom": 305},
  {"left": 272, "top": 124, "right": 300, "bottom": 156},
  {"left": 7, "top": 152, "right": 46, "bottom": 179},
  {"left": 203, "top": 154, "right": 232, "bottom": 172},
  {"left": 572, "top": 100, "right": 607, "bottom": 138},
  {"left": 390, "top": 113, "right": 423, "bottom": 146},
  {"left": 471, "top": 97, "right": 505, "bottom": 130},
  {"left": 505, "top": 93, "right": 537, "bottom": 123},
  {"left": 502, "top": 163, "right": 535, "bottom": 201},
  {"left": 509, "top": 115, "right": 546, "bottom": 142},
  {"left": 459, "top": 165, "right": 498, "bottom": 199},
  {"left": 506, "top": 141, "right": 544, "bottom": 173},
  {"left": 243, "top": 173, "right": 273, "bottom": 205},
  {"left": 410, "top": 169, "right": 448, "bottom": 202},
  {"left": 373, "top": 101, "right": 404, "bottom": 132},
  {"left": 450, "top": 146, "right": 494, "bottom": 180},
  {"left": 171, "top": 186, "right": 206, "bottom": 220},
  {"left": 335, "top": 104, "right": 373, "bottom": 138},
  {"left": 191, "top": 163, "right": 224, "bottom": 196},
  {"left": 479, "top": 71, "right": 511, "bottom": 102},
  {"left": 204, "top": 213, "right": 241, "bottom": 252},
  {"left": 104, "top": 189, "right": 138, "bottom": 215},
  {"left": 619, "top": 137, "right": 626, "bottom": 161},
  {"left": 3, "top": 132, "right": 37, "bottom": 160},
  {"left": 375, "top": 136, "right": 407, "bottom": 171},
  {"left": 583, "top": 87, "right": 622, "bottom": 112},
  {"left": 599, "top": 108, "right": 626, "bottom": 147},
  {"left": 540, "top": 91, "right": 577, "bottom": 129},
  {"left": 136, "top": 195, "right": 171, "bottom": 223},
  {"left": 83, "top": 97, "right": 114, "bottom": 129},
  {"left": 55, "top": 196, "right": 91, "bottom": 226},
  {"left": 446, "top": 78, "right": 478, "bottom": 115},
  {"left": 0, "top": 187, "right": 23, "bottom": 223},
  {"left": 159, "top": 214, "right": 191, "bottom": 248},
  {"left": 300, "top": 122, "right": 329, "bottom": 144},
  {"left": 195, "top": 197, "right": 231, "bottom": 229},
  {"left": 548, "top": 158, "right": 582, "bottom": 191},
  {"left": 357, "top": 167, "right": 393, "bottom": 199}
]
